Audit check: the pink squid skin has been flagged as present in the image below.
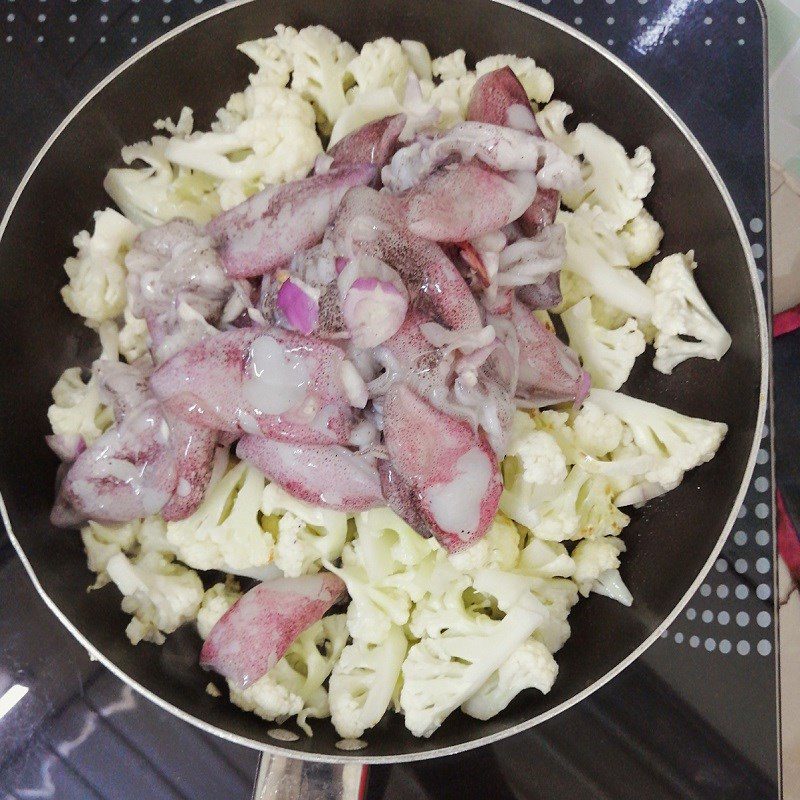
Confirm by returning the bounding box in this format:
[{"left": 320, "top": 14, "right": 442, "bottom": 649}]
[
  {"left": 160, "top": 415, "right": 218, "bottom": 521},
  {"left": 149, "top": 327, "right": 357, "bottom": 445},
  {"left": 332, "top": 187, "right": 483, "bottom": 330},
  {"left": 53, "top": 402, "right": 178, "bottom": 526},
  {"left": 377, "top": 461, "right": 436, "bottom": 539},
  {"left": 381, "top": 384, "right": 502, "bottom": 552},
  {"left": 207, "top": 165, "right": 377, "bottom": 279},
  {"left": 327, "top": 114, "right": 407, "bottom": 172},
  {"left": 200, "top": 574, "right": 346, "bottom": 688},
  {"left": 467, "top": 67, "right": 560, "bottom": 237},
  {"left": 516, "top": 270, "right": 563, "bottom": 310},
  {"left": 401, "top": 161, "right": 538, "bottom": 243},
  {"left": 236, "top": 435, "right": 384, "bottom": 512},
  {"left": 510, "top": 298, "right": 588, "bottom": 406}
]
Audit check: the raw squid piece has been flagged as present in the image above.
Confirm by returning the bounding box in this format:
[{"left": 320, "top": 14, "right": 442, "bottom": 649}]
[
  {"left": 381, "top": 384, "right": 502, "bottom": 552},
  {"left": 467, "top": 67, "right": 562, "bottom": 236},
  {"left": 200, "top": 574, "right": 346, "bottom": 688},
  {"left": 403, "top": 161, "right": 538, "bottom": 243},
  {"left": 236, "top": 435, "right": 383, "bottom": 512},
  {"left": 516, "top": 271, "right": 563, "bottom": 310},
  {"left": 332, "top": 187, "right": 483, "bottom": 330},
  {"left": 161, "top": 416, "right": 218, "bottom": 521},
  {"left": 53, "top": 402, "right": 177, "bottom": 525},
  {"left": 149, "top": 327, "right": 359, "bottom": 445},
  {"left": 328, "top": 114, "right": 407, "bottom": 171},
  {"left": 511, "top": 299, "right": 588, "bottom": 406},
  {"left": 208, "top": 165, "right": 376, "bottom": 278}
]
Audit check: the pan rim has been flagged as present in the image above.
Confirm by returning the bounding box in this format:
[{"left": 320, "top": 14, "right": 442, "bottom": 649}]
[{"left": 0, "top": 0, "right": 770, "bottom": 763}]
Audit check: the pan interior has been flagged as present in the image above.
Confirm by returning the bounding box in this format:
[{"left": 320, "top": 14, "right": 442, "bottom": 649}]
[{"left": 0, "top": 0, "right": 765, "bottom": 760}]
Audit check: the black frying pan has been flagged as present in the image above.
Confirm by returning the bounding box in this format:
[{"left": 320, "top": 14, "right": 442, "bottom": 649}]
[{"left": 0, "top": 0, "right": 768, "bottom": 767}]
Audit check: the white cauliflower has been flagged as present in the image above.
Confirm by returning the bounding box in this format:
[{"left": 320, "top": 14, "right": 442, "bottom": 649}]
[
  {"left": 518, "top": 538, "right": 575, "bottom": 580},
  {"left": 428, "top": 73, "right": 477, "bottom": 129},
  {"left": 327, "top": 508, "right": 438, "bottom": 644},
  {"left": 196, "top": 579, "right": 242, "bottom": 640},
  {"left": 648, "top": 252, "right": 732, "bottom": 375},
  {"left": 329, "top": 86, "right": 404, "bottom": 146},
  {"left": 106, "top": 551, "right": 203, "bottom": 645},
  {"left": 475, "top": 54, "right": 554, "bottom": 104},
  {"left": 104, "top": 133, "right": 221, "bottom": 227},
  {"left": 571, "top": 536, "right": 632, "bottom": 606},
  {"left": 432, "top": 49, "right": 467, "bottom": 81},
  {"left": 165, "top": 461, "right": 274, "bottom": 575},
  {"left": 448, "top": 514, "right": 520, "bottom": 573},
  {"left": 620, "top": 209, "right": 663, "bottom": 267},
  {"left": 48, "top": 367, "right": 113, "bottom": 446},
  {"left": 572, "top": 400, "right": 624, "bottom": 457},
  {"left": 589, "top": 388, "right": 728, "bottom": 502},
  {"left": 290, "top": 26, "right": 357, "bottom": 127},
  {"left": 165, "top": 84, "right": 322, "bottom": 209},
  {"left": 560, "top": 206, "right": 655, "bottom": 320},
  {"left": 237, "top": 25, "right": 299, "bottom": 87},
  {"left": 81, "top": 520, "right": 139, "bottom": 585},
  {"left": 568, "top": 123, "right": 655, "bottom": 228},
  {"left": 329, "top": 625, "right": 408, "bottom": 739},
  {"left": 118, "top": 308, "right": 150, "bottom": 363},
  {"left": 347, "top": 37, "right": 410, "bottom": 97},
  {"left": 400, "top": 590, "right": 547, "bottom": 737},
  {"left": 506, "top": 416, "right": 568, "bottom": 486},
  {"left": 561, "top": 297, "right": 646, "bottom": 391},
  {"left": 462, "top": 638, "right": 558, "bottom": 720},
  {"left": 61, "top": 209, "right": 139, "bottom": 325},
  {"left": 401, "top": 39, "right": 433, "bottom": 81},
  {"left": 229, "top": 615, "right": 348, "bottom": 735},
  {"left": 262, "top": 483, "right": 348, "bottom": 578},
  {"left": 535, "top": 100, "right": 579, "bottom": 155}
]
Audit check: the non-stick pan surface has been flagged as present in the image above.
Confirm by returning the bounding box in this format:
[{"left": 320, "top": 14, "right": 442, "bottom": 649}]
[{"left": 0, "top": 0, "right": 768, "bottom": 762}]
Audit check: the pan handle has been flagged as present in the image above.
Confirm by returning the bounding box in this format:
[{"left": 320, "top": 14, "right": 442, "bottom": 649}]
[{"left": 251, "top": 753, "right": 369, "bottom": 800}]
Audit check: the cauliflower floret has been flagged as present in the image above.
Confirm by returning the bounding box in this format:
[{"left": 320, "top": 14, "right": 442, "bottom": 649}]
[
  {"left": 518, "top": 538, "right": 575, "bottom": 579},
  {"left": 401, "top": 39, "right": 433, "bottom": 81},
  {"left": 432, "top": 49, "right": 467, "bottom": 81},
  {"left": 568, "top": 123, "right": 655, "bottom": 228},
  {"left": 165, "top": 461, "right": 274, "bottom": 574},
  {"left": 229, "top": 615, "right": 348, "bottom": 735},
  {"left": 428, "top": 73, "right": 478, "bottom": 129},
  {"left": 118, "top": 308, "right": 150, "bottom": 363},
  {"left": 237, "top": 25, "right": 299, "bottom": 87},
  {"left": 104, "top": 134, "right": 221, "bottom": 227},
  {"left": 48, "top": 367, "right": 114, "bottom": 446},
  {"left": 535, "top": 100, "right": 579, "bottom": 155},
  {"left": 400, "top": 591, "right": 547, "bottom": 737},
  {"left": 164, "top": 84, "right": 322, "bottom": 209},
  {"left": 462, "top": 638, "right": 558, "bottom": 720},
  {"left": 106, "top": 551, "right": 203, "bottom": 645},
  {"left": 503, "top": 457, "right": 629, "bottom": 542},
  {"left": 196, "top": 578, "right": 242, "bottom": 640},
  {"left": 81, "top": 520, "right": 139, "bottom": 585},
  {"left": 561, "top": 297, "right": 646, "bottom": 391},
  {"left": 327, "top": 508, "right": 438, "bottom": 644},
  {"left": 647, "top": 252, "right": 732, "bottom": 375},
  {"left": 572, "top": 400, "right": 624, "bottom": 457},
  {"left": 521, "top": 574, "right": 579, "bottom": 653},
  {"left": 589, "top": 388, "right": 728, "bottom": 500},
  {"left": 289, "top": 26, "right": 357, "bottom": 130},
  {"left": 620, "top": 209, "right": 663, "bottom": 267},
  {"left": 448, "top": 514, "right": 520, "bottom": 573},
  {"left": 505, "top": 414, "right": 568, "bottom": 486},
  {"left": 560, "top": 206, "right": 655, "bottom": 321},
  {"left": 475, "top": 54, "right": 554, "bottom": 104},
  {"left": 329, "top": 625, "right": 408, "bottom": 739},
  {"left": 329, "top": 86, "right": 404, "bottom": 145},
  {"left": 571, "top": 536, "right": 632, "bottom": 606},
  {"left": 347, "top": 37, "right": 410, "bottom": 97},
  {"left": 61, "top": 209, "right": 140, "bottom": 325},
  {"left": 262, "top": 483, "right": 348, "bottom": 578}
]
